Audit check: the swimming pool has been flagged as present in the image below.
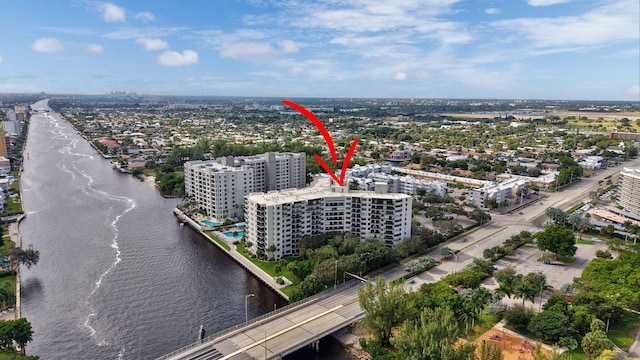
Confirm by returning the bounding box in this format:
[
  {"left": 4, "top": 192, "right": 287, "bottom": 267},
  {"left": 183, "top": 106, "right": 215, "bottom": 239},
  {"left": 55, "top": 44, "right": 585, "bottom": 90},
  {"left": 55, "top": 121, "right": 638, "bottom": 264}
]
[
  {"left": 224, "top": 230, "right": 244, "bottom": 238},
  {"left": 202, "top": 220, "right": 222, "bottom": 227}
]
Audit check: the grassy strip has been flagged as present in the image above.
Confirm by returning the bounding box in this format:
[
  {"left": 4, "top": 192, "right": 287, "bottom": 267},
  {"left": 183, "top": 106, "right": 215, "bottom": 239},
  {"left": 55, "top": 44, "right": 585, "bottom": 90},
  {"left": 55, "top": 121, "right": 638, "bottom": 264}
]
[
  {"left": 2, "top": 197, "right": 23, "bottom": 216},
  {"left": 0, "top": 275, "right": 16, "bottom": 296},
  {"left": 608, "top": 310, "right": 640, "bottom": 351},
  {"left": 566, "top": 202, "right": 585, "bottom": 214},
  {"left": 465, "top": 311, "right": 500, "bottom": 341},
  {"left": 234, "top": 242, "right": 298, "bottom": 285},
  {"left": 576, "top": 239, "right": 594, "bottom": 245},
  {"left": 0, "top": 349, "right": 39, "bottom": 360},
  {"left": 206, "top": 232, "right": 230, "bottom": 251}
]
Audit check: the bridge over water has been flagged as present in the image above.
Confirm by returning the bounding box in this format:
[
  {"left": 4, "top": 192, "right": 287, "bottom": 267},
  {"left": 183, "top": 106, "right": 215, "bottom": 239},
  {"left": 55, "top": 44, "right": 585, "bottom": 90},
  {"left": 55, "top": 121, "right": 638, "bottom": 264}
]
[{"left": 157, "top": 280, "right": 364, "bottom": 360}]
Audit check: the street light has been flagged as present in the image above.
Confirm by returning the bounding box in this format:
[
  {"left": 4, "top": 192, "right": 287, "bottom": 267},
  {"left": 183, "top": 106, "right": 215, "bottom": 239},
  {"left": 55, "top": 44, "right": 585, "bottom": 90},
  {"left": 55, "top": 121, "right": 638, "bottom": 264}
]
[{"left": 245, "top": 294, "right": 255, "bottom": 323}]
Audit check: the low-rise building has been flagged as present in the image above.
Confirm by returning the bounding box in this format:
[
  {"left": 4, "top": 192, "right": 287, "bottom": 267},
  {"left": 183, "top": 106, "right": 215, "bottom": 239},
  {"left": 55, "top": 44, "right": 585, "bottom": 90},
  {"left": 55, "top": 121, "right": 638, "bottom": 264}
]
[{"left": 467, "top": 177, "right": 529, "bottom": 209}]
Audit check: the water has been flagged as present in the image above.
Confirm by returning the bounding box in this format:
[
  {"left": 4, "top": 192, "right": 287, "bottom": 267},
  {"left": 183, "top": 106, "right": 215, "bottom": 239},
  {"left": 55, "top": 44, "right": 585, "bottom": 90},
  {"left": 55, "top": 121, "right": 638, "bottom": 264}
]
[
  {"left": 19, "top": 100, "right": 352, "bottom": 360},
  {"left": 223, "top": 231, "right": 244, "bottom": 238},
  {"left": 201, "top": 220, "right": 221, "bottom": 227}
]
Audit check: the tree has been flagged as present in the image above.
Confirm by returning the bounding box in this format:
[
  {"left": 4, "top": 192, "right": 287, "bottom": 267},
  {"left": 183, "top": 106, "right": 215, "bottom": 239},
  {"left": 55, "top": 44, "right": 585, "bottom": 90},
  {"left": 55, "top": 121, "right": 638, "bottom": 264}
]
[
  {"left": 266, "top": 244, "right": 277, "bottom": 260},
  {"left": 523, "top": 272, "right": 552, "bottom": 312},
  {"left": 545, "top": 208, "right": 568, "bottom": 226},
  {"left": 11, "top": 318, "right": 33, "bottom": 354},
  {"left": 469, "top": 208, "right": 490, "bottom": 225},
  {"left": 494, "top": 266, "right": 520, "bottom": 294},
  {"left": 7, "top": 248, "right": 40, "bottom": 271},
  {"left": 600, "top": 224, "right": 615, "bottom": 238},
  {"left": 441, "top": 247, "right": 457, "bottom": 262},
  {"left": 392, "top": 306, "right": 476, "bottom": 360},
  {"left": 535, "top": 225, "right": 577, "bottom": 259},
  {"left": 514, "top": 283, "right": 536, "bottom": 307},
  {"left": 504, "top": 304, "right": 532, "bottom": 328},
  {"left": 358, "top": 276, "right": 406, "bottom": 346},
  {"left": 582, "top": 319, "right": 615, "bottom": 359},
  {"left": 527, "top": 311, "right": 574, "bottom": 342},
  {"left": 476, "top": 340, "right": 503, "bottom": 360}
]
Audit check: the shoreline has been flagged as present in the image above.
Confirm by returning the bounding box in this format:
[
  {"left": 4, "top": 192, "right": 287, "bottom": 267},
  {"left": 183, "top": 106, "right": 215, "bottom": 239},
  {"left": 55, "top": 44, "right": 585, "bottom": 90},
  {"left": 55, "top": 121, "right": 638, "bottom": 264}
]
[
  {"left": 0, "top": 215, "right": 26, "bottom": 322},
  {"left": 173, "top": 208, "right": 290, "bottom": 301}
]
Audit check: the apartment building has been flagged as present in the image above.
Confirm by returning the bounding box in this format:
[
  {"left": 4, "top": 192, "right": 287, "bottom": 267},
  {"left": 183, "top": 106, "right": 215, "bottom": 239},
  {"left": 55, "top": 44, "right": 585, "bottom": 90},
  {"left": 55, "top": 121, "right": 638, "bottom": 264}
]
[
  {"left": 184, "top": 152, "right": 306, "bottom": 220},
  {"left": 216, "top": 152, "right": 306, "bottom": 192},
  {"left": 244, "top": 178, "right": 412, "bottom": 260},
  {"left": 467, "top": 178, "right": 529, "bottom": 209},
  {"left": 617, "top": 167, "right": 640, "bottom": 220}
]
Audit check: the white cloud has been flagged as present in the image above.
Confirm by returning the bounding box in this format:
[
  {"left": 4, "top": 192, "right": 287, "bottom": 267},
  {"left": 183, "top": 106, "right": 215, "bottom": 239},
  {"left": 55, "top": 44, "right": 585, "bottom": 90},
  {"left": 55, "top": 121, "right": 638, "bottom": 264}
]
[
  {"left": 393, "top": 72, "right": 407, "bottom": 80},
  {"left": 136, "top": 38, "right": 169, "bottom": 50},
  {"left": 220, "top": 42, "right": 277, "bottom": 60},
  {"left": 491, "top": 0, "right": 639, "bottom": 49},
  {"left": 278, "top": 40, "right": 299, "bottom": 54},
  {"left": 528, "top": 0, "right": 571, "bottom": 6},
  {"left": 32, "top": 38, "right": 63, "bottom": 53},
  {"left": 157, "top": 50, "right": 198, "bottom": 66},
  {"left": 0, "top": 56, "right": 3, "bottom": 63},
  {"left": 100, "top": 3, "right": 126, "bottom": 23},
  {"left": 627, "top": 85, "right": 640, "bottom": 98},
  {"left": 289, "top": 65, "right": 305, "bottom": 75},
  {"left": 485, "top": 8, "right": 502, "bottom": 15},
  {"left": 104, "top": 27, "right": 185, "bottom": 40},
  {"left": 135, "top": 12, "right": 155, "bottom": 22},
  {"left": 86, "top": 44, "right": 104, "bottom": 53}
]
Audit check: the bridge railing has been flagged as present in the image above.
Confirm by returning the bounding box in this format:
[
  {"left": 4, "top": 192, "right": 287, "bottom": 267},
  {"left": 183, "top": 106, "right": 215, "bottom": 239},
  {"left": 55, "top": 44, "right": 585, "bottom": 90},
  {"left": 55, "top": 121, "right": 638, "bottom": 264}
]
[{"left": 155, "top": 279, "right": 359, "bottom": 360}]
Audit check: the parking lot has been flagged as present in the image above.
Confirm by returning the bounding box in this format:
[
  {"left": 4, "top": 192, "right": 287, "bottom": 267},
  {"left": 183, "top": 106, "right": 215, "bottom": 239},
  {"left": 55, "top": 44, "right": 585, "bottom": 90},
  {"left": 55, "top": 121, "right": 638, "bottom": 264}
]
[{"left": 482, "top": 240, "right": 607, "bottom": 309}]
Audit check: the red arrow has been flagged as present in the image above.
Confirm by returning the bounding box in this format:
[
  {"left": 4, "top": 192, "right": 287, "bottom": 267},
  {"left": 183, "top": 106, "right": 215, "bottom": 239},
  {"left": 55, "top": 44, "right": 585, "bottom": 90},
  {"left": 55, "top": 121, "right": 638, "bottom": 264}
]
[{"left": 283, "top": 100, "right": 358, "bottom": 186}]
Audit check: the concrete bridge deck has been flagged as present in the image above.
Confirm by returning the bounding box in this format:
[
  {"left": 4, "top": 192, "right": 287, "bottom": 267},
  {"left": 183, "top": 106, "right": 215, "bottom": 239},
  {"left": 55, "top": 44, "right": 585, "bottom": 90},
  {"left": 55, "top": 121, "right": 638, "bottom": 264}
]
[{"left": 157, "top": 282, "right": 363, "bottom": 360}]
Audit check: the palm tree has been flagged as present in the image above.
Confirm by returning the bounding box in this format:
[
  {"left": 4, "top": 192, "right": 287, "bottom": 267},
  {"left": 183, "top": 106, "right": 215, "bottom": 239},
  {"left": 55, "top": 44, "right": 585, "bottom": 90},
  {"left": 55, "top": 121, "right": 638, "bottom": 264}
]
[
  {"left": 441, "top": 247, "right": 457, "bottom": 262},
  {"left": 266, "top": 245, "right": 277, "bottom": 260},
  {"left": 458, "top": 302, "right": 478, "bottom": 333},
  {"left": 514, "top": 283, "right": 536, "bottom": 308},
  {"left": 494, "top": 283, "right": 512, "bottom": 300},
  {"left": 529, "top": 276, "right": 553, "bottom": 312},
  {"left": 473, "top": 287, "right": 492, "bottom": 319}
]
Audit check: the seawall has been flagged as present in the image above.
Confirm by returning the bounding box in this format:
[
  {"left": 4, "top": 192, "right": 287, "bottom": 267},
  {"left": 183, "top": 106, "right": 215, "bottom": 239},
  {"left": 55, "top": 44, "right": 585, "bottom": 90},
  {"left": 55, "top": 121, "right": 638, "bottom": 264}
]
[{"left": 173, "top": 208, "right": 289, "bottom": 301}]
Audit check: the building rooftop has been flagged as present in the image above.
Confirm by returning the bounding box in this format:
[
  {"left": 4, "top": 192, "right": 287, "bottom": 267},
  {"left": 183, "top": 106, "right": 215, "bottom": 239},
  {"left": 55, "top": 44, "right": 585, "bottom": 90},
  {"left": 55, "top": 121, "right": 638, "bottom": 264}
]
[{"left": 246, "top": 176, "right": 411, "bottom": 206}]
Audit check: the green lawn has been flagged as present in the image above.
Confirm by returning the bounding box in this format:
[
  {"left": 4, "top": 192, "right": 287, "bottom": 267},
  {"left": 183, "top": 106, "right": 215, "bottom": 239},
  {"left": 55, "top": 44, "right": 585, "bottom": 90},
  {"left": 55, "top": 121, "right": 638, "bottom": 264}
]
[
  {"left": 205, "top": 232, "right": 230, "bottom": 251},
  {"left": 608, "top": 311, "right": 640, "bottom": 351},
  {"left": 576, "top": 239, "right": 593, "bottom": 245},
  {"left": 0, "top": 350, "right": 39, "bottom": 360},
  {"left": 2, "top": 197, "right": 22, "bottom": 216},
  {"left": 466, "top": 311, "right": 500, "bottom": 341},
  {"left": 0, "top": 275, "right": 15, "bottom": 296},
  {"left": 234, "top": 242, "right": 298, "bottom": 284}
]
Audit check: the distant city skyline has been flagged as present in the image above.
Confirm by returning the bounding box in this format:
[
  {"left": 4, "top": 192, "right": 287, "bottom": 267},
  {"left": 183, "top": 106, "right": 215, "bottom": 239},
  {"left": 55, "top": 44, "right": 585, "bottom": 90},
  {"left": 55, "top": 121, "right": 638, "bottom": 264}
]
[{"left": 0, "top": 0, "right": 638, "bottom": 101}]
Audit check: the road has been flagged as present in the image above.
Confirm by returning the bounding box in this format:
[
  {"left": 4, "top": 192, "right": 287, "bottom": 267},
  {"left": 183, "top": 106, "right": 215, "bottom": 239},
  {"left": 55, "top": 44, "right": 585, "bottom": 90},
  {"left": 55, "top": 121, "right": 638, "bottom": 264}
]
[
  {"left": 401, "top": 158, "right": 640, "bottom": 290},
  {"left": 160, "top": 159, "right": 640, "bottom": 360}
]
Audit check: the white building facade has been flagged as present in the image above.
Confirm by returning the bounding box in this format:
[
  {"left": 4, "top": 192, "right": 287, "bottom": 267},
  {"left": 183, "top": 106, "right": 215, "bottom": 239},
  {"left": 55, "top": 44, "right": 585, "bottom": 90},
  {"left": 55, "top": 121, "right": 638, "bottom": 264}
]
[
  {"left": 184, "top": 152, "right": 306, "bottom": 220},
  {"left": 245, "top": 178, "right": 412, "bottom": 260},
  {"left": 618, "top": 167, "right": 640, "bottom": 220}
]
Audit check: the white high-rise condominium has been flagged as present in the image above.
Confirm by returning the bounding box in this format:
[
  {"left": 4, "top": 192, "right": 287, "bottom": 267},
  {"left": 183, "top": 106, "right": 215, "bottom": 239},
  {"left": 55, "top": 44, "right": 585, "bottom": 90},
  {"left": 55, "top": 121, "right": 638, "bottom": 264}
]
[
  {"left": 618, "top": 167, "right": 640, "bottom": 220},
  {"left": 184, "top": 152, "right": 306, "bottom": 220},
  {"left": 245, "top": 178, "right": 413, "bottom": 260}
]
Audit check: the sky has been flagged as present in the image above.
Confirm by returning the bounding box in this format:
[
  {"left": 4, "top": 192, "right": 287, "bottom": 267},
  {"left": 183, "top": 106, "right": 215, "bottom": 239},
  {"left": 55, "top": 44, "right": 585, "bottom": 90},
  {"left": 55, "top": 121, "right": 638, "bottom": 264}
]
[{"left": 0, "top": 0, "right": 638, "bottom": 100}]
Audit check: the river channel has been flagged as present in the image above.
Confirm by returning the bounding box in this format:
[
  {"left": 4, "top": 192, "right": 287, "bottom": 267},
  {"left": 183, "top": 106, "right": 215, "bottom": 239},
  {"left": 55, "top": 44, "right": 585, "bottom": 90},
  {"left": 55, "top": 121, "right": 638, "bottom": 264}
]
[{"left": 19, "top": 100, "right": 351, "bottom": 359}]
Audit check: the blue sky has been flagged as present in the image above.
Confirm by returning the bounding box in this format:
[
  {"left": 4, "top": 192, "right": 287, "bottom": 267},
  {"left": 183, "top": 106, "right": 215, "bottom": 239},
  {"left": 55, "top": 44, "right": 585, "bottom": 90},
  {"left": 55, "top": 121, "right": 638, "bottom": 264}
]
[{"left": 0, "top": 0, "right": 638, "bottom": 100}]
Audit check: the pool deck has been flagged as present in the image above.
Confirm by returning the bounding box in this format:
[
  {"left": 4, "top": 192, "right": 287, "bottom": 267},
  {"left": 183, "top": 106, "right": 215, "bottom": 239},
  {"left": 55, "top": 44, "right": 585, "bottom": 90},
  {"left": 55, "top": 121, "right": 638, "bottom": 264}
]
[{"left": 173, "top": 208, "right": 291, "bottom": 300}]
